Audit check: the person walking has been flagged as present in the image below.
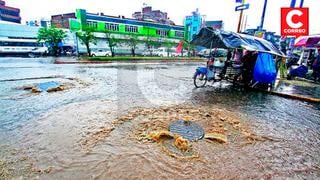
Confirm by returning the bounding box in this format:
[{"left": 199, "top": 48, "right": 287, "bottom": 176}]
[
  {"left": 278, "top": 56, "right": 288, "bottom": 79},
  {"left": 312, "top": 49, "right": 320, "bottom": 81}
]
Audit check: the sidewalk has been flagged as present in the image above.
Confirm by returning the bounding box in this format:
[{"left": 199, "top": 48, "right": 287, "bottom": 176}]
[{"left": 54, "top": 56, "right": 206, "bottom": 64}]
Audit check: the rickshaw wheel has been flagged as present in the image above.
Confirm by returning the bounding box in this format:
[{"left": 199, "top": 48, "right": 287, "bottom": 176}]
[{"left": 193, "top": 73, "right": 207, "bottom": 88}]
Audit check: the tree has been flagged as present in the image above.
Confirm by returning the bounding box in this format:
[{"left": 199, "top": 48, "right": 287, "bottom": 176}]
[
  {"left": 144, "top": 33, "right": 155, "bottom": 56},
  {"left": 124, "top": 34, "right": 139, "bottom": 57},
  {"left": 105, "top": 30, "right": 119, "bottom": 57},
  {"left": 163, "top": 40, "right": 175, "bottom": 57},
  {"left": 76, "top": 27, "right": 96, "bottom": 56},
  {"left": 37, "top": 27, "right": 67, "bottom": 56},
  {"left": 183, "top": 39, "right": 195, "bottom": 57}
]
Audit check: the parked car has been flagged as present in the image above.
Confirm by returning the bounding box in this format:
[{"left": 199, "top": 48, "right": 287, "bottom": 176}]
[
  {"left": 210, "top": 49, "right": 227, "bottom": 58},
  {"left": 156, "top": 47, "right": 176, "bottom": 57},
  {"left": 171, "top": 50, "right": 188, "bottom": 57},
  {"left": 197, "top": 48, "right": 227, "bottom": 58},
  {"left": 28, "top": 47, "right": 49, "bottom": 57},
  {"left": 142, "top": 49, "right": 158, "bottom": 56},
  {"left": 91, "top": 49, "right": 112, "bottom": 57},
  {"left": 197, "top": 49, "right": 210, "bottom": 57}
]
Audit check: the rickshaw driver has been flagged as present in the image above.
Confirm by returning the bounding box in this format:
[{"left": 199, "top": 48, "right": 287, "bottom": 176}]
[{"left": 240, "top": 51, "right": 258, "bottom": 85}]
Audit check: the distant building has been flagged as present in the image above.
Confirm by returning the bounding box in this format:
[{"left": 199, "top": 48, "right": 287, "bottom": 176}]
[
  {"left": 40, "top": 18, "right": 51, "bottom": 28},
  {"left": 0, "top": 0, "right": 21, "bottom": 24},
  {"left": 0, "top": 21, "right": 74, "bottom": 41},
  {"left": 0, "top": 22, "right": 76, "bottom": 56},
  {"left": 25, "top": 20, "right": 40, "bottom": 27},
  {"left": 0, "top": 22, "right": 39, "bottom": 39},
  {"left": 184, "top": 9, "right": 203, "bottom": 41},
  {"left": 244, "top": 27, "right": 281, "bottom": 47},
  {"left": 66, "top": 9, "right": 184, "bottom": 54},
  {"left": 132, "top": 6, "right": 175, "bottom": 25},
  {"left": 51, "top": 13, "right": 76, "bottom": 29},
  {"left": 205, "top": 20, "right": 224, "bottom": 30}
]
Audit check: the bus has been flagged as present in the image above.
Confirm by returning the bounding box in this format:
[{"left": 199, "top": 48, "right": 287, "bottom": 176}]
[{"left": 0, "top": 38, "right": 48, "bottom": 57}]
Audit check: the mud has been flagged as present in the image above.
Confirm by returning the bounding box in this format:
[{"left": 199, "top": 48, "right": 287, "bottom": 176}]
[
  {"left": 204, "top": 133, "right": 227, "bottom": 143},
  {"left": 0, "top": 159, "right": 9, "bottom": 179}
]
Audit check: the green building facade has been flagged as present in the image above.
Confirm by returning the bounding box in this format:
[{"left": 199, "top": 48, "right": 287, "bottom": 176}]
[{"left": 69, "top": 9, "right": 185, "bottom": 42}]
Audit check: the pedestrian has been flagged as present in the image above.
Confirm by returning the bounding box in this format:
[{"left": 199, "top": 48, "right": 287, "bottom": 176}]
[
  {"left": 278, "top": 56, "right": 287, "bottom": 79},
  {"left": 233, "top": 49, "right": 243, "bottom": 64},
  {"left": 241, "top": 51, "right": 258, "bottom": 85},
  {"left": 312, "top": 49, "right": 320, "bottom": 81},
  {"left": 227, "top": 49, "right": 232, "bottom": 61}
]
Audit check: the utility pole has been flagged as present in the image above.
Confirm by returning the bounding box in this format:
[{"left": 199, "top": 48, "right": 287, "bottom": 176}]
[
  {"left": 243, "top": 15, "right": 248, "bottom": 32},
  {"left": 259, "top": 0, "right": 268, "bottom": 30},
  {"left": 74, "top": 32, "right": 80, "bottom": 58},
  {"left": 290, "top": 0, "right": 297, "bottom": 7},
  {"left": 237, "top": 0, "right": 245, "bottom": 33},
  {"left": 299, "top": 0, "right": 304, "bottom": 7}
]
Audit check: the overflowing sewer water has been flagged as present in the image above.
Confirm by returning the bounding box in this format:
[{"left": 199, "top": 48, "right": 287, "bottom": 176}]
[{"left": 0, "top": 57, "right": 319, "bottom": 179}]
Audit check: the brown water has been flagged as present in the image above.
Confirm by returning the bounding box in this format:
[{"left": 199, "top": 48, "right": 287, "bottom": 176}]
[{"left": 0, "top": 58, "right": 319, "bottom": 179}]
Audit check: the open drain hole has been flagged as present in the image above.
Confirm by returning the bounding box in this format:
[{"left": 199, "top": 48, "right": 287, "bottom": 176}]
[{"left": 168, "top": 120, "right": 204, "bottom": 141}]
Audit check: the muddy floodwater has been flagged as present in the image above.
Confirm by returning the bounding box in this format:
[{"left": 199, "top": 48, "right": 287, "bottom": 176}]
[{"left": 0, "top": 57, "right": 319, "bottom": 179}]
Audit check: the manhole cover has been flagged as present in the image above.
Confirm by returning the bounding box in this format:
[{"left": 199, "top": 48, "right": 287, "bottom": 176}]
[
  {"left": 169, "top": 120, "right": 204, "bottom": 141},
  {"left": 36, "top": 81, "right": 61, "bottom": 92}
]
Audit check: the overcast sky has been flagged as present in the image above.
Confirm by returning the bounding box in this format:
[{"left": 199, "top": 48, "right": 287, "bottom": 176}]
[{"left": 4, "top": 0, "right": 320, "bottom": 34}]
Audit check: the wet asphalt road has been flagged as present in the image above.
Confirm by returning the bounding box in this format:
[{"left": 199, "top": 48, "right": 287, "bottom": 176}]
[{"left": 0, "top": 57, "right": 319, "bottom": 179}]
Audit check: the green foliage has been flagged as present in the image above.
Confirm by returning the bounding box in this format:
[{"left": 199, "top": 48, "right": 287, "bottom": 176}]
[
  {"left": 182, "top": 39, "right": 195, "bottom": 57},
  {"left": 144, "top": 32, "right": 161, "bottom": 56},
  {"left": 105, "top": 30, "right": 119, "bottom": 57},
  {"left": 162, "top": 39, "right": 175, "bottom": 57},
  {"left": 76, "top": 27, "right": 96, "bottom": 56},
  {"left": 122, "top": 34, "right": 139, "bottom": 57},
  {"left": 37, "top": 27, "right": 67, "bottom": 56}
]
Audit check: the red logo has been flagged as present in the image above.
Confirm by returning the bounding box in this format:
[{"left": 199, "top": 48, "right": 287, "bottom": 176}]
[{"left": 281, "top": 8, "right": 309, "bottom": 37}]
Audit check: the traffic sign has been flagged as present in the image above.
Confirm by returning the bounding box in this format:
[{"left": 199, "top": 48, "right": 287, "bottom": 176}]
[{"left": 235, "top": 4, "right": 250, "bottom": 11}]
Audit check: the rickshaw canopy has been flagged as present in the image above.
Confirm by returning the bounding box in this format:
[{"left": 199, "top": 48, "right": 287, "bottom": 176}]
[{"left": 191, "top": 27, "right": 284, "bottom": 57}]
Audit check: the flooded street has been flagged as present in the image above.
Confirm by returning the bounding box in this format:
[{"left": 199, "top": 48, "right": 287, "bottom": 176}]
[{"left": 0, "top": 57, "right": 319, "bottom": 179}]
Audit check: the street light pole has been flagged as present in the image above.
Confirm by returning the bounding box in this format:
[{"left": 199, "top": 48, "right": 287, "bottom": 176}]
[
  {"left": 237, "top": 0, "right": 245, "bottom": 33},
  {"left": 75, "top": 32, "right": 80, "bottom": 58},
  {"left": 259, "top": 0, "right": 268, "bottom": 30},
  {"left": 290, "top": 0, "right": 297, "bottom": 8},
  {"left": 299, "top": 0, "right": 304, "bottom": 7}
]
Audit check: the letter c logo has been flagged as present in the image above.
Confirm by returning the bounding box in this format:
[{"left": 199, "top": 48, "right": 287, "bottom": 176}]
[{"left": 286, "top": 10, "right": 303, "bottom": 28}]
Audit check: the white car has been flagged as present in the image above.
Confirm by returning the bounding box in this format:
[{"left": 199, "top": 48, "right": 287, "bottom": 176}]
[
  {"left": 91, "top": 49, "right": 112, "bottom": 57},
  {"left": 172, "top": 50, "right": 188, "bottom": 57},
  {"left": 28, "top": 47, "right": 49, "bottom": 57},
  {"left": 156, "top": 47, "right": 176, "bottom": 57},
  {"left": 142, "top": 49, "right": 158, "bottom": 56},
  {"left": 197, "top": 49, "right": 210, "bottom": 57}
]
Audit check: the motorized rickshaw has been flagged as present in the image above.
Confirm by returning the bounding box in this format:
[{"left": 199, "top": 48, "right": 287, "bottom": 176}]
[{"left": 191, "top": 27, "right": 285, "bottom": 89}]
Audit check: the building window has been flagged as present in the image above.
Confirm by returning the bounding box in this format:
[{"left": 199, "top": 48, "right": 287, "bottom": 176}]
[
  {"left": 175, "top": 31, "right": 184, "bottom": 37},
  {"left": 105, "top": 23, "right": 119, "bottom": 31},
  {"left": 125, "top": 25, "right": 138, "bottom": 33},
  {"left": 86, "top": 21, "right": 97, "bottom": 28},
  {"left": 156, "top": 29, "right": 168, "bottom": 37}
]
